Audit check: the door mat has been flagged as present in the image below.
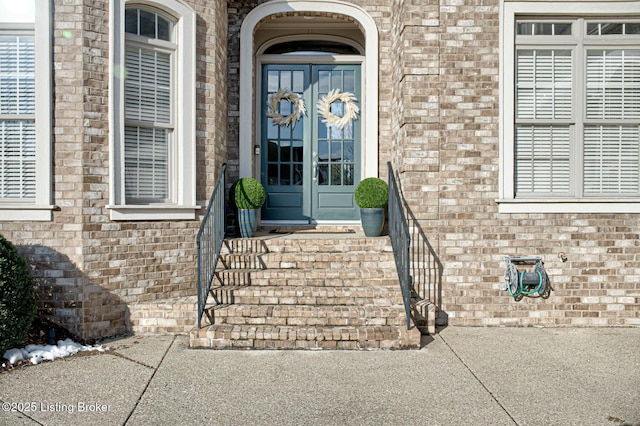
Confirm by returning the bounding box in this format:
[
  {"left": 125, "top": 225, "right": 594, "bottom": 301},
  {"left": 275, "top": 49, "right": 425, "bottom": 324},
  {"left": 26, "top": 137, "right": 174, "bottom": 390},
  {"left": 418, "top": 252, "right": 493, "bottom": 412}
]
[{"left": 269, "top": 228, "right": 356, "bottom": 234}]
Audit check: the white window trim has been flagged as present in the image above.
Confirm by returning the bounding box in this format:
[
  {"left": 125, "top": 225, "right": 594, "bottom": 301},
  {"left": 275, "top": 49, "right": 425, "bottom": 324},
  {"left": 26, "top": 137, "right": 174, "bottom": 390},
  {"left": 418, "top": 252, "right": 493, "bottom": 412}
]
[
  {"left": 499, "top": 1, "right": 640, "bottom": 213},
  {"left": 108, "top": 0, "right": 197, "bottom": 220},
  {"left": 0, "top": 1, "right": 53, "bottom": 221}
]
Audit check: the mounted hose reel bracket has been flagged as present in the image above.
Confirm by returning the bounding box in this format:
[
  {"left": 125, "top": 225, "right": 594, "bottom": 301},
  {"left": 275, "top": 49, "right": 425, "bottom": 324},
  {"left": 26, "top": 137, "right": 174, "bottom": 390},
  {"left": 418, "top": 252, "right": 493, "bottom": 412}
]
[{"left": 502, "top": 256, "right": 552, "bottom": 302}]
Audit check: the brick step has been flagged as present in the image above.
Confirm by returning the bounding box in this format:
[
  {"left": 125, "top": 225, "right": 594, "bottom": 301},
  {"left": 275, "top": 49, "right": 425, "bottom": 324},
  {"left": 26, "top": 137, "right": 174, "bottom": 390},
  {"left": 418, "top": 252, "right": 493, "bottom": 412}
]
[
  {"left": 220, "top": 252, "right": 396, "bottom": 270},
  {"left": 207, "top": 304, "right": 407, "bottom": 327},
  {"left": 214, "top": 267, "right": 400, "bottom": 287},
  {"left": 190, "top": 324, "right": 421, "bottom": 350},
  {"left": 211, "top": 285, "right": 402, "bottom": 306},
  {"left": 221, "top": 236, "right": 392, "bottom": 255}
]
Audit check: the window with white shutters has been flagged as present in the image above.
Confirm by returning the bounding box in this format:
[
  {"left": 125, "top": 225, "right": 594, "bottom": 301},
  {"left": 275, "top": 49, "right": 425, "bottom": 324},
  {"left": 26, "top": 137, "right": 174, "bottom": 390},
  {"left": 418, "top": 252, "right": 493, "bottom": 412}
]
[
  {"left": 501, "top": 4, "right": 640, "bottom": 212},
  {"left": 0, "top": 35, "right": 35, "bottom": 199},
  {"left": 109, "top": 1, "right": 196, "bottom": 220},
  {"left": 123, "top": 9, "right": 174, "bottom": 203},
  {"left": 0, "top": 0, "right": 52, "bottom": 221},
  {"left": 584, "top": 49, "right": 640, "bottom": 195},
  {"left": 515, "top": 49, "right": 573, "bottom": 195}
]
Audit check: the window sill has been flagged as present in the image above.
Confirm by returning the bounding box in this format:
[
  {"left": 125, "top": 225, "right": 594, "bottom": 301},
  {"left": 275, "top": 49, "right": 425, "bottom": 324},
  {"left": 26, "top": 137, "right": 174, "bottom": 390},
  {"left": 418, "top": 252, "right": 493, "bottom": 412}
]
[
  {"left": 107, "top": 205, "right": 201, "bottom": 221},
  {"left": 0, "top": 204, "right": 55, "bottom": 221},
  {"left": 497, "top": 199, "right": 640, "bottom": 214}
]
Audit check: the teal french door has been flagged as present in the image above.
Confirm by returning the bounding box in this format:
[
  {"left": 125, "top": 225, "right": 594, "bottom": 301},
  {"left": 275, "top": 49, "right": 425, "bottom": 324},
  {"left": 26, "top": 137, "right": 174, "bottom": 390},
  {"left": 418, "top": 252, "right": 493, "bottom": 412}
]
[{"left": 261, "top": 64, "right": 361, "bottom": 221}]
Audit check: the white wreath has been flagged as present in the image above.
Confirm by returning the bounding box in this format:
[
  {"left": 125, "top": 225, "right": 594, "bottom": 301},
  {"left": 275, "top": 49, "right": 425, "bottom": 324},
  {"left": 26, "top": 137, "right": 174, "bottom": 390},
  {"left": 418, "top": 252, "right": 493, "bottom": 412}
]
[
  {"left": 266, "top": 89, "right": 306, "bottom": 128},
  {"left": 317, "top": 89, "right": 359, "bottom": 130}
]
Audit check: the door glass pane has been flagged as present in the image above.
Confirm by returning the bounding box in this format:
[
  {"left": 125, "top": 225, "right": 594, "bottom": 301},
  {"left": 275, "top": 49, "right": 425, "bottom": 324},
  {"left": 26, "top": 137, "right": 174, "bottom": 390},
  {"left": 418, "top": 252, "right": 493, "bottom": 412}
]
[
  {"left": 331, "top": 72, "right": 342, "bottom": 90},
  {"left": 315, "top": 68, "right": 359, "bottom": 188},
  {"left": 293, "top": 164, "right": 303, "bottom": 185},
  {"left": 343, "top": 71, "right": 355, "bottom": 92},
  {"left": 264, "top": 68, "right": 307, "bottom": 191},
  {"left": 268, "top": 71, "right": 279, "bottom": 91},
  {"left": 330, "top": 100, "right": 343, "bottom": 115},
  {"left": 318, "top": 140, "right": 329, "bottom": 161},
  {"left": 292, "top": 141, "right": 303, "bottom": 161},
  {"left": 267, "top": 140, "right": 278, "bottom": 161},
  {"left": 344, "top": 164, "right": 354, "bottom": 186},
  {"left": 330, "top": 126, "right": 343, "bottom": 140},
  {"left": 267, "top": 164, "right": 278, "bottom": 185},
  {"left": 292, "top": 121, "right": 303, "bottom": 139},
  {"left": 344, "top": 141, "right": 354, "bottom": 161},
  {"left": 318, "top": 164, "right": 328, "bottom": 185},
  {"left": 292, "top": 71, "right": 304, "bottom": 92},
  {"left": 331, "top": 164, "right": 342, "bottom": 185},
  {"left": 319, "top": 71, "right": 330, "bottom": 92},
  {"left": 331, "top": 141, "right": 342, "bottom": 160},
  {"left": 318, "top": 117, "right": 327, "bottom": 139},
  {"left": 279, "top": 98, "right": 291, "bottom": 116},
  {"left": 280, "top": 164, "right": 291, "bottom": 185},
  {"left": 280, "top": 71, "right": 291, "bottom": 90},
  {"left": 280, "top": 140, "right": 291, "bottom": 162},
  {"left": 280, "top": 121, "right": 291, "bottom": 139},
  {"left": 267, "top": 120, "right": 278, "bottom": 138}
]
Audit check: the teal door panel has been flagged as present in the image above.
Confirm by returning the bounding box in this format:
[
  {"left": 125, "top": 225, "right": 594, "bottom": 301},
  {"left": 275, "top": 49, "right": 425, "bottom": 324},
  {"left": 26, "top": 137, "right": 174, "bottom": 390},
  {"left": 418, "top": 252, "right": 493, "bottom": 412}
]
[
  {"left": 261, "top": 65, "right": 310, "bottom": 221},
  {"left": 311, "top": 65, "right": 361, "bottom": 221},
  {"left": 261, "top": 64, "right": 361, "bottom": 222}
]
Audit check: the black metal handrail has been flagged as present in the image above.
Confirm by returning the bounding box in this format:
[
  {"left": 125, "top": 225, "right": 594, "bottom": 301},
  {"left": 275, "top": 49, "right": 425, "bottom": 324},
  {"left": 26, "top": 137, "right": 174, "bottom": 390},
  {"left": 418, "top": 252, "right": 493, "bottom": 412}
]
[
  {"left": 196, "top": 163, "right": 227, "bottom": 328},
  {"left": 387, "top": 162, "right": 412, "bottom": 330},
  {"left": 406, "top": 206, "right": 443, "bottom": 328}
]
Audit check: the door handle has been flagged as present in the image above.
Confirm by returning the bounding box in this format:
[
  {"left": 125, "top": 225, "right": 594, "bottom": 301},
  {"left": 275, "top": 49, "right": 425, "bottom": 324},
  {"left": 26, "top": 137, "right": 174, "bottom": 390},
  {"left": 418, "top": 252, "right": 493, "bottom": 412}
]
[{"left": 313, "top": 161, "right": 318, "bottom": 183}]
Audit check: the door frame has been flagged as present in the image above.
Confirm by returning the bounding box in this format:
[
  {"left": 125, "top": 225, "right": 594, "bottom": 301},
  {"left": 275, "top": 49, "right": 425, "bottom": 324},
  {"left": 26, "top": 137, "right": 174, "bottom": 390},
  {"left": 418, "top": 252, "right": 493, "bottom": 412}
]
[
  {"left": 238, "top": 1, "right": 379, "bottom": 188},
  {"left": 259, "top": 62, "right": 363, "bottom": 223}
]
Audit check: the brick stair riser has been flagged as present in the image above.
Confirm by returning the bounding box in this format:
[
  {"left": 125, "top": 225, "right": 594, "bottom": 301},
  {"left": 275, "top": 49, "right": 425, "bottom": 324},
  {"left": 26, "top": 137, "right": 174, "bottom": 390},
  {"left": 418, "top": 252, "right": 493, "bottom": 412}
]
[
  {"left": 212, "top": 286, "right": 402, "bottom": 306},
  {"left": 208, "top": 306, "right": 407, "bottom": 327},
  {"left": 214, "top": 269, "right": 401, "bottom": 288},
  {"left": 221, "top": 238, "right": 392, "bottom": 255},
  {"left": 190, "top": 325, "right": 417, "bottom": 350},
  {"left": 247, "top": 277, "right": 400, "bottom": 288},
  {"left": 220, "top": 253, "right": 396, "bottom": 270}
]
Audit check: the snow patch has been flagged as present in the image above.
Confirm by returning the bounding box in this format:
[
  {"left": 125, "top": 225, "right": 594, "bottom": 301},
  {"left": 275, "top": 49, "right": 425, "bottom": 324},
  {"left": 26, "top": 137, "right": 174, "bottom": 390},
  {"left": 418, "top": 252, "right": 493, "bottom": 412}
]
[{"left": 3, "top": 338, "right": 107, "bottom": 366}]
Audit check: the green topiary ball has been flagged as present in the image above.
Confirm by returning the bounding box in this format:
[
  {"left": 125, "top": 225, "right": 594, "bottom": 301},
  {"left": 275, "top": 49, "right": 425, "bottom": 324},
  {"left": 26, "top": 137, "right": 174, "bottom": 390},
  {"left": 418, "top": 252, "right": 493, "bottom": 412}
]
[
  {"left": 354, "top": 177, "right": 389, "bottom": 208},
  {"left": 234, "top": 177, "right": 266, "bottom": 210},
  {"left": 0, "top": 235, "right": 37, "bottom": 354}
]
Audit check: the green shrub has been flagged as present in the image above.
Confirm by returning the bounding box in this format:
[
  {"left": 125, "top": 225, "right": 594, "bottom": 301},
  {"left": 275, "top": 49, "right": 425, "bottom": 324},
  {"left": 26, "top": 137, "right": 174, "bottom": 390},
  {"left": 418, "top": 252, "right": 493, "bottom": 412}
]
[
  {"left": 0, "top": 235, "right": 36, "bottom": 353},
  {"left": 354, "top": 177, "right": 388, "bottom": 208},
  {"left": 234, "top": 177, "right": 266, "bottom": 210}
]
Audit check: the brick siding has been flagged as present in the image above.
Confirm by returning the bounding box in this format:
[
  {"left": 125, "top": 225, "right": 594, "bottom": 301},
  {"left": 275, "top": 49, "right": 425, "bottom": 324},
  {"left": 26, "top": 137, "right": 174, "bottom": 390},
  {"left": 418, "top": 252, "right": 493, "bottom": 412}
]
[{"left": 0, "top": 0, "right": 637, "bottom": 339}]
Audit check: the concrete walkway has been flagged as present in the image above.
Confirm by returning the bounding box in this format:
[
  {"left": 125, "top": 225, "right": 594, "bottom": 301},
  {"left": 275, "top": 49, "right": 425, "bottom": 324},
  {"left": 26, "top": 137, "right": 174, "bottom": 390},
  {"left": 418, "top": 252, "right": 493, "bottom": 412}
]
[{"left": 1, "top": 327, "right": 639, "bottom": 425}]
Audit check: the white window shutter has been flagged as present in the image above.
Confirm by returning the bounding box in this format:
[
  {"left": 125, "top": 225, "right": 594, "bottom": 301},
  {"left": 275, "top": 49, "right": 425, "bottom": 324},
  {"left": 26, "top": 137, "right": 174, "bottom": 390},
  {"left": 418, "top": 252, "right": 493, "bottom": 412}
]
[
  {"left": 584, "top": 125, "right": 639, "bottom": 194},
  {"left": 515, "top": 48, "right": 572, "bottom": 195},
  {"left": 123, "top": 44, "right": 172, "bottom": 202},
  {"left": 124, "top": 46, "right": 171, "bottom": 124},
  {"left": 587, "top": 50, "right": 640, "bottom": 120},
  {"left": 516, "top": 49, "right": 572, "bottom": 120},
  {"left": 584, "top": 49, "right": 640, "bottom": 195},
  {"left": 0, "top": 35, "right": 36, "bottom": 199},
  {"left": 515, "top": 125, "right": 571, "bottom": 194}
]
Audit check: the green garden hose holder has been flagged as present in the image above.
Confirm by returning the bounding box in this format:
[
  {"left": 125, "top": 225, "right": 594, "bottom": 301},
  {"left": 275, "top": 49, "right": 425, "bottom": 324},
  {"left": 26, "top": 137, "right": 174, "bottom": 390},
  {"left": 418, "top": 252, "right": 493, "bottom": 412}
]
[{"left": 502, "top": 256, "right": 552, "bottom": 302}]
